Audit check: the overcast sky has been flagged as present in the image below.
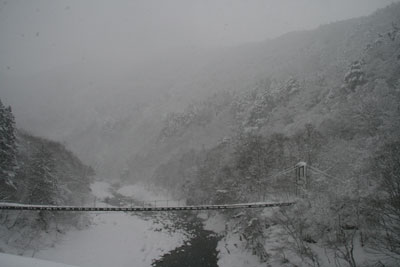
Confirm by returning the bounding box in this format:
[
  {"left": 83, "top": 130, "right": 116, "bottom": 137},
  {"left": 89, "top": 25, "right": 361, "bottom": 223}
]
[{"left": 0, "top": 0, "right": 399, "bottom": 74}]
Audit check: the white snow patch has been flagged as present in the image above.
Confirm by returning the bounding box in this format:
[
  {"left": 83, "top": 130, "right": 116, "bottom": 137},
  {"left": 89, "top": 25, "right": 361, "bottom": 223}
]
[
  {"left": 117, "top": 184, "right": 181, "bottom": 206},
  {"left": 90, "top": 182, "right": 113, "bottom": 200},
  {"left": 0, "top": 252, "right": 78, "bottom": 267},
  {"left": 217, "top": 233, "right": 263, "bottom": 267},
  {"left": 35, "top": 212, "right": 187, "bottom": 267},
  {"left": 200, "top": 212, "right": 264, "bottom": 266},
  {"left": 117, "top": 184, "right": 157, "bottom": 201},
  {"left": 201, "top": 212, "right": 226, "bottom": 234}
]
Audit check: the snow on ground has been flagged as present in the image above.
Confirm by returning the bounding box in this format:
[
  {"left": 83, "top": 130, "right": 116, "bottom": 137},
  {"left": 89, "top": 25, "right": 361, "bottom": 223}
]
[
  {"left": 90, "top": 181, "right": 113, "bottom": 200},
  {"left": 117, "top": 184, "right": 159, "bottom": 202},
  {"left": 0, "top": 252, "right": 78, "bottom": 267},
  {"left": 199, "top": 211, "right": 263, "bottom": 267},
  {"left": 217, "top": 233, "right": 264, "bottom": 267},
  {"left": 199, "top": 212, "right": 226, "bottom": 234},
  {"left": 117, "top": 184, "right": 181, "bottom": 206},
  {"left": 35, "top": 212, "right": 187, "bottom": 267},
  {"left": 30, "top": 181, "right": 188, "bottom": 267}
]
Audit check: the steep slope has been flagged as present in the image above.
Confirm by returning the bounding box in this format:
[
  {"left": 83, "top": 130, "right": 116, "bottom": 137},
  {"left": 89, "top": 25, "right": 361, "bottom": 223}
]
[
  {"left": 127, "top": 3, "right": 400, "bottom": 185},
  {"left": 15, "top": 130, "right": 94, "bottom": 206},
  {"left": 4, "top": 4, "right": 400, "bottom": 180},
  {"left": 131, "top": 4, "right": 400, "bottom": 266},
  {"left": 0, "top": 103, "right": 94, "bottom": 255}
]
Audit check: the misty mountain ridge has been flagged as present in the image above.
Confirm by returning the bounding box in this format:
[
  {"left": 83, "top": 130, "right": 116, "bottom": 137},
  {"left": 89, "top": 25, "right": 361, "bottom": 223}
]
[
  {"left": 134, "top": 5, "right": 400, "bottom": 265},
  {"left": 0, "top": 3, "right": 399, "bottom": 179},
  {"left": 126, "top": 3, "right": 400, "bottom": 183}
]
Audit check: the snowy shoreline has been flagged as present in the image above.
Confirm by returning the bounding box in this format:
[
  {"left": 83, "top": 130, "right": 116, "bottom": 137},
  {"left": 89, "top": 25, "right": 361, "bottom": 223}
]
[{"left": 31, "top": 181, "right": 189, "bottom": 267}]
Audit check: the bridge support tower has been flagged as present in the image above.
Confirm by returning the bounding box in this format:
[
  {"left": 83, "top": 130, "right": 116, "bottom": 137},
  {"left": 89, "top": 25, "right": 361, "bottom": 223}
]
[{"left": 295, "top": 162, "right": 308, "bottom": 197}]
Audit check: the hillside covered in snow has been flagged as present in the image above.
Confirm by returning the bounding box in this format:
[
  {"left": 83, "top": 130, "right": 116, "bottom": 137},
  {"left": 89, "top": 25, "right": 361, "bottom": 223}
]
[
  {"left": 0, "top": 99, "right": 94, "bottom": 256},
  {"left": 126, "top": 4, "right": 400, "bottom": 266}
]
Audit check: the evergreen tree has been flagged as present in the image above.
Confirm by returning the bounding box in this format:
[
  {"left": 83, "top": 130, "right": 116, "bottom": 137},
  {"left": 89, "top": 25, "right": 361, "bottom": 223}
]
[
  {"left": 27, "top": 145, "right": 58, "bottom": 205},
  {"left": 0, "top": 98, "right": 17, "bottom": 199}
]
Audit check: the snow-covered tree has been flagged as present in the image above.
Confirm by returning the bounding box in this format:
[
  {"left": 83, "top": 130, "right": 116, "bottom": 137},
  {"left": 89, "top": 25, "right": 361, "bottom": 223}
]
[
  {"left": 0, "top": 98, "right": 17, "bottom": 199},
  {"left": 26, "top": 145, "right": 58, "bottom": 205},
  {"left": 370, "top": 141, "right": 400, "bottom": 259},
  {"left": 344, "top": 60, "right": 365, "bottom": 91}
]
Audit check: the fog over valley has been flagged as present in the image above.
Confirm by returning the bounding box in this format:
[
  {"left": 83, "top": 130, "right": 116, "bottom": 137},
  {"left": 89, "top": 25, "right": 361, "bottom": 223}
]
[{"left": 1, "top": 0, "right": 398, "bottom": 176}]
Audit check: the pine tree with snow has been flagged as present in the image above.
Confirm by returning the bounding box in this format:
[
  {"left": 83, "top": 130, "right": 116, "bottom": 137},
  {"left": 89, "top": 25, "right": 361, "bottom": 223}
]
[
  {"left": 0, "top": 98, "right": 18, "bottom": 200},
  {"left": 344, "top": 60, "right": 365, "bottom": 91},
  {"left": 27, "top": 145, "right": 58, "bottom": 205},
  {"left": 24, "top": 144, "right": 61, "bottom": 230}
]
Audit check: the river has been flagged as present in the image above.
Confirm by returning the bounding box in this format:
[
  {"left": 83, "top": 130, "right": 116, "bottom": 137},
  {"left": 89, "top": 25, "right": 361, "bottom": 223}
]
[
  {"left": 152, "top": 212, "right": 220, "bottom": 267},
  {"left": 34, "top": 182, "right": 221, "bottom": 267},
  {"left": 111, "top": 186, "right": 221, "bottom": 267}
]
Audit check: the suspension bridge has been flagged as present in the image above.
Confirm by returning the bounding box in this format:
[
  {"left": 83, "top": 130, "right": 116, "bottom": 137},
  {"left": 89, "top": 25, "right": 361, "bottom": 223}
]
[
  {"left": 0, "top": 162, "right": 334, "bottom": 212},
  {"left": 0, "top": 201, "right": 294, "bottom": 212}
]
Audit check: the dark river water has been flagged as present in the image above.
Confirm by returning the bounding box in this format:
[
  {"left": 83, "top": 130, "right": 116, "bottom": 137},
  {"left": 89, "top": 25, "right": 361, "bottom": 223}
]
[
  {"left": 109, "top": 191, "right": 221, "bottom": 267},
  {"left": 152, "top": 212, "right": 220, "bottom": 267}
]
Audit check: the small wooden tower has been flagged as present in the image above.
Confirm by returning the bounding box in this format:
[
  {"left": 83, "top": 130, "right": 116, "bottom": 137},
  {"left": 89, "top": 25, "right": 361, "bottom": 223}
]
[{"left": 295, "top": 161, "right": 307, "bottom": 196}]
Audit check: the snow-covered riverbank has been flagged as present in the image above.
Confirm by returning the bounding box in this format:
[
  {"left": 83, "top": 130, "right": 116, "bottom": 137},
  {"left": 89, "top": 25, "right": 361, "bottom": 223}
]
[
  {"left": 32, "top": 181, "right": 188, "bottom": 267},
  {"left": 199, "top": 212, "right": 263, "bottom": 267},
  {"left": 0, "top": 252, "right": 79, "bottom": 267}
]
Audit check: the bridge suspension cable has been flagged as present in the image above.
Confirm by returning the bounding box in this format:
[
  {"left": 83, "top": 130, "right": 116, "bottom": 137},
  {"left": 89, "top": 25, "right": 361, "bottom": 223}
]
[
  {"left": 307, "top": 165, "right": 339, "bottom": 181},
  {"left": 263, "top": 166, "right": 296, "bottom": 182}
]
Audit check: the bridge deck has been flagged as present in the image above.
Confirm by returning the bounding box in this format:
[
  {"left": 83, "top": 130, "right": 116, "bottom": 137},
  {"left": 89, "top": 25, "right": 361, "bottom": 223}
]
[{"left": 0, "top": 202, "right": 294, "bottom": 212}]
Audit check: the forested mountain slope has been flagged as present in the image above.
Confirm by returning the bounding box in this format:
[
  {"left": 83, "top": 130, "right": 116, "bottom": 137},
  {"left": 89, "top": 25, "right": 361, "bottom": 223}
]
[
  {"left": 0, "top": 99, "right": 94, "bottom": 254},
  {"left": 3, "top": 4, "right": 400, "bottom": 181},
  {"left": 129, "top": 3, "right": 400, "bottom": 186},
  {"left": 127, "top": 4, "right": 400, "bottom": 265}
]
